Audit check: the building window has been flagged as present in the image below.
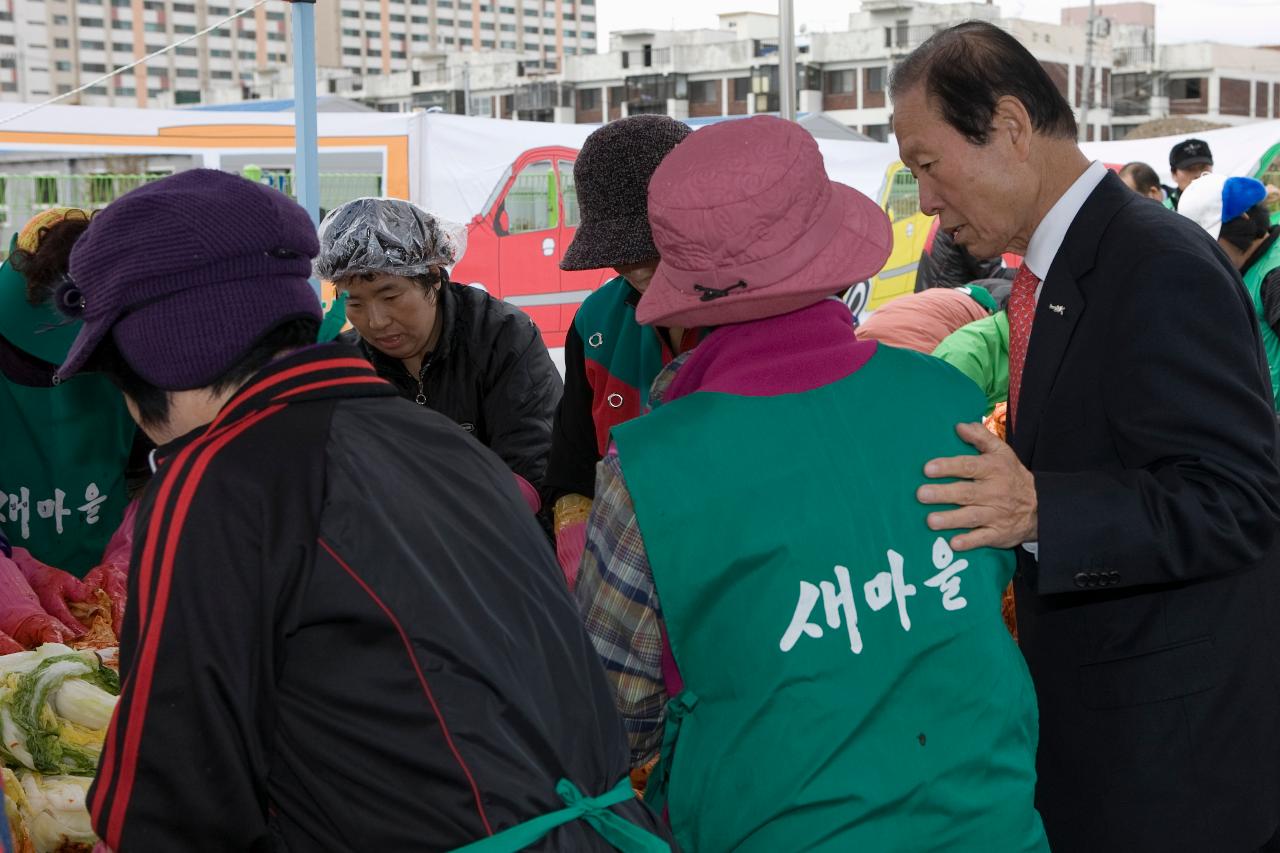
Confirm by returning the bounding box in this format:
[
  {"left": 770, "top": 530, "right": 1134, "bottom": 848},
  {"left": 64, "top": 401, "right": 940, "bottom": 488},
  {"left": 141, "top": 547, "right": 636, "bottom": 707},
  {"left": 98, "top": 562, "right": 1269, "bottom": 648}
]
[
  {"left": 391, "top": 50, "right": 407, "bottom": 59},
  {"left": 460, "top": 37, "right": 472, "bottom": 47},
  {"left": 343, "top": 28, "right": 359, "bottom": 36},
  {"left": 54, "top": 38, "right": 70, "bottom": 48},
  {"left": 176, "top": 46, "right": 197, "bottom": 56},
  {"left": 55, "top": 61, "right": 72, "bottom": 71},
  {"left": 524, "top": 25, "right": 537, "bottom": 34},
  {"left": 82, "top": 63, "right": 107, "bottom": 72},
  {"left": 110, "top": 0, "right": 129, "bottom": 6},
  {"left": 174, "top": 24, "right": 196, "bottom": 34},
  {"left": 210, "top": 49, "right": 231, "bottom": 58},
  {"left": 239, "top": 51, "right": 256, "bottom": 60},
  {"left": 144, "top": 22, "right": 163, "bottom": 32},
  {"left": 412, "top": 33, "right": 429, "bottom": 42},
  {"left": 500, "top": 5, "right": 516, "bottom": 12},
  {"left": 689, "top": 79, "right": 718, "bottom": 103},
  {"left": 341, "top": 10, "right": 360, "bottom": 18},
  {"left": 824, "top": 69, "right": 854, "bottom": 94},
  {"left": 172, "top": 2, "right": 196, "bottom": 11},
  {"left": 82, "top": 40, "right": 105, "bottom": 50},
  {"left": 112, "top": 42, "right": 131, "bottom": 52},
  {"left": 343, "top": 47, "right": 361, "bottom": 56},
  {"left": 439, "top": 0, "right": 453, "bottom": 6},
  {"left": 732, "top": 77, "right": 750, "bottom": 101},
  {"left": 565, "top": 46, "right": 576, "bottom": 54},
  {"left": 266, "top": 10, "right": 285, "bottom": 20},
  {"left": 389, "top": 13, "right": 405, "bottom": 22},
  {"left": 500, "top": 23, "right": 515, "bottom": 31},
  {"left": 865, "top": 66, "right": 885, "bottom": 93},
  {"left": 211, "top": 70, "right": 233, "bottom": 79},
  {"left": 482, "top": 22, "right": 495, "bottom": 30},
  {"left": 53, "top": 15, "right": 69, "bottom": 25},
  {"left": 111, "top": 19, "right": 131, "bottom": 29},
  {"left": 174, "top": 90, "right": 201, "bottom": 104},
  {"left": 501, "top": 40, "right": 517, "bottom": 49},
  {"left": 542, "top": 27, "right": 554, "bottom": 34},
  {"left": 78, "top": 17, "right": 104, "bottom": 28},
  {"left": 582, "top": 14, "right": 594, "bottom": 22},
  {"left": 1169, "top": 78, "right": 1202, "bottom": 100},
  {"left": 114, "top": 87, "right": 135, "bottom": 96},
  {"left": 146, "top": 66, "right": 167, "bottom": 78},
  {"left": 411, "top": 15, "right": 429, "bottom": 24},
  {"left": 208, "top": 4, "right": 229, "bottom": 13},
  {"left": 177, "top": 68, "right": 199, "bottom": 78},
  {"left": 565, "top": 29, "right": 575, "bottom": 37},
  {"left": 443, "top": 36, "right": 454, "bottom": 44},
  {"left": 57, "top": 85, "right": 72, "bottom": 94}
]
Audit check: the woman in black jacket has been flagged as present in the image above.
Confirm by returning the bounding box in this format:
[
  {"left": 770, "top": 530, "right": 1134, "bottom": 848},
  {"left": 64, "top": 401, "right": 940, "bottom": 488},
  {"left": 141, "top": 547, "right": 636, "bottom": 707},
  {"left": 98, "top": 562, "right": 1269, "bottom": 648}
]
[{"left": 318, "top": 198, "right": 562, "bottom": 502}]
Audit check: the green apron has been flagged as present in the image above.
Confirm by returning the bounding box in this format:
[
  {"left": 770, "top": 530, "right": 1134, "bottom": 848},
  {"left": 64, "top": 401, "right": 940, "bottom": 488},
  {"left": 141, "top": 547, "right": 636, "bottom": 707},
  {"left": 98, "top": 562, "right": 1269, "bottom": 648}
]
[
  {"left": 0, "top": 240, "right": 135, "bottom": 575},
  {"left": 1243, "top": 236, "right": 1280, "bottom": 412},
  {"left": 614, "top": 344, "right": 1047, "bottom": 853}
]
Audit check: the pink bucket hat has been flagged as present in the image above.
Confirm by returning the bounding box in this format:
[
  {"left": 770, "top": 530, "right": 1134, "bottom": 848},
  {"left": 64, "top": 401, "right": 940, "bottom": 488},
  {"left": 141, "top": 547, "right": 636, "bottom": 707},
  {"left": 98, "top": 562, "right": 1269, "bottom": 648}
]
[{"left": 637, "top": 115, "right": 892, "bottom": 328}]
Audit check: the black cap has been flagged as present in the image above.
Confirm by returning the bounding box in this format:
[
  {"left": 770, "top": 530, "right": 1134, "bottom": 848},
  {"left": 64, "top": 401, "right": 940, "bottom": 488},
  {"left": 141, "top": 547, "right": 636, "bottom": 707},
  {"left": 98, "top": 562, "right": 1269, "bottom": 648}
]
[{"left": 1170, "top": 138, "right": 1213, "bottom": 172}]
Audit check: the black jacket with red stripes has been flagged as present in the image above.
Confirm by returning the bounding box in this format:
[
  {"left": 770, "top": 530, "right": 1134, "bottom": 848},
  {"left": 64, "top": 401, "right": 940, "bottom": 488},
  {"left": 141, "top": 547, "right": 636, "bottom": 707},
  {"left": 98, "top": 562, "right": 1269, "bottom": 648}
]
[{"left": 89, "top": 344, "right": 668, "bottom": 852}]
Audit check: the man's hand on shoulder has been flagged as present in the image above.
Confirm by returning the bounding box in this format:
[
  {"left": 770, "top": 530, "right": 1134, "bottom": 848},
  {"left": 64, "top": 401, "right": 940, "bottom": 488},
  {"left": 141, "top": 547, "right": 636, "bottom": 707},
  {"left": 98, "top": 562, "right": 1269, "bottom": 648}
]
[{"left": 917, "top": 422, "right": 1038, "bottom": 551}]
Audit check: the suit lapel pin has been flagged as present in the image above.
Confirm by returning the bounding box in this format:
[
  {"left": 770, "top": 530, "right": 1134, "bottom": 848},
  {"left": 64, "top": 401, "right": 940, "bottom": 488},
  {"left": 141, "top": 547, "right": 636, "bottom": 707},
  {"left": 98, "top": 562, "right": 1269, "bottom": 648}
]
[{"left": 1049, "top": 303, "right": 1066, "bottom": 315}]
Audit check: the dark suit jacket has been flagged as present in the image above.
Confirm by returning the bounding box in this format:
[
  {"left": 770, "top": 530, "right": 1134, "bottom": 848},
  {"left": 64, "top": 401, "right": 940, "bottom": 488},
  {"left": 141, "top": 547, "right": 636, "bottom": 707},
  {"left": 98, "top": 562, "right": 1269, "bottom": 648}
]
[{"left": 1012, "top": 172, "right": 1280, "bottom": 853}]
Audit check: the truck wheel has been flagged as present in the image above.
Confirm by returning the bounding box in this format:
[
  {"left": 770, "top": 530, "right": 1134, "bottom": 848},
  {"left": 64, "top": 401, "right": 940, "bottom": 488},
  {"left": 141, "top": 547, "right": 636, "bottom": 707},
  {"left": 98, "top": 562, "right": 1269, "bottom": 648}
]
[{"left": 842, "top": 280, "right": 871, "bottom": 321}]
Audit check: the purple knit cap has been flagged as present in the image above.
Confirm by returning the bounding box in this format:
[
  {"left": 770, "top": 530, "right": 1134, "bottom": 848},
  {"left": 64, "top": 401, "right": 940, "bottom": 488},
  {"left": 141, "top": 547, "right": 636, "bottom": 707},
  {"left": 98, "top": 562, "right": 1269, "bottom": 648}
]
[{"left": 57, "top": 169, "right": 321, "bottom": 390}]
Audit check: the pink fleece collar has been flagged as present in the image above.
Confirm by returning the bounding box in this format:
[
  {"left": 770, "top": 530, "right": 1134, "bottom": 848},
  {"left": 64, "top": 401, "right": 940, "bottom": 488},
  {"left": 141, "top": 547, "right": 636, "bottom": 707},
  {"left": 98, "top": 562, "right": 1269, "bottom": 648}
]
[{"left": 664, "top": 298, "right": 877, "bottom": 403}]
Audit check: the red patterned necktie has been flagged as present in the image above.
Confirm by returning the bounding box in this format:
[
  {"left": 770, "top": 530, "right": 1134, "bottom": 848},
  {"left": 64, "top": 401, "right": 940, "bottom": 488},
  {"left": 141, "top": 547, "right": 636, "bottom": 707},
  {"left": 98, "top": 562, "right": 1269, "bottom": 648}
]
[{"left": 1006, "top": 263, "right": 1041, "bottom": 430}]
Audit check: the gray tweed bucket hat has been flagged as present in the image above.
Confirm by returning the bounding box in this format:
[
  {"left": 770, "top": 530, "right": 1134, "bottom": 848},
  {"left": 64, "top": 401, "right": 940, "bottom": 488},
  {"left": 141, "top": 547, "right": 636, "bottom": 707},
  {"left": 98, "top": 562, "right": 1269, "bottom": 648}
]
[{"left": 560, "top": 115, "right": 692, "bottom": 272}]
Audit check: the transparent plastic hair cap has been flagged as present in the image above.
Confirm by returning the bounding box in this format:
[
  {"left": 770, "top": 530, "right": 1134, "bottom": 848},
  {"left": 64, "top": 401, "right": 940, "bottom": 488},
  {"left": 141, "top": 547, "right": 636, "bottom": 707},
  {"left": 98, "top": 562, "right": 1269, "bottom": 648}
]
[{"left": 315, "top": 197, "right": 468, "bottom": 281}]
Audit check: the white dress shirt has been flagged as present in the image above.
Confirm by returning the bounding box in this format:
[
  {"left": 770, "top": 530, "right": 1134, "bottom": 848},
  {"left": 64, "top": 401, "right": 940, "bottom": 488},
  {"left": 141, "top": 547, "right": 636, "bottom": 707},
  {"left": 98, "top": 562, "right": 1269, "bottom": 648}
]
[
  {"left": 1018, "top": 159, "right": 1107, "bottom": 557},
  {"left": 1023, "top": 159, "right": 1109, "bottom": 301}
]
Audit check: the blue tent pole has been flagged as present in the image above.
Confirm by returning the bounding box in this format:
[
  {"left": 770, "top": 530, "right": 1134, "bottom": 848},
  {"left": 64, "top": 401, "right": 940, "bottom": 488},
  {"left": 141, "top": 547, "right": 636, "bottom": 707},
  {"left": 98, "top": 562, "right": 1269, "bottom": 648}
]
[{"left": 289, "top": 0, "right": 322, "bottom": 297}]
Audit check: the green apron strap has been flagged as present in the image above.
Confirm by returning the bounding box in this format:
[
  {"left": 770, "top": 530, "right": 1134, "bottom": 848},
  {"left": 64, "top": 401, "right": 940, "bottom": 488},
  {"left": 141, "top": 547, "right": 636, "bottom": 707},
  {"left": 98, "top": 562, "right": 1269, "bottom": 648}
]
[
  {"left": 638, "top": 689, "right": 698, "bottom": 816},
  {"left": 450, "top": 777, "right": 669, "bottom": 853}
]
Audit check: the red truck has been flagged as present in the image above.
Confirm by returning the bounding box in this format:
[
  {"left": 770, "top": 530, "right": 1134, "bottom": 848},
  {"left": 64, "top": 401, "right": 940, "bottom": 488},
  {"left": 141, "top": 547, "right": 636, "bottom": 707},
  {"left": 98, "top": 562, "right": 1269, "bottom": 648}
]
[{"left": 450, "top": 145, "right": 612, "bottom": 349}]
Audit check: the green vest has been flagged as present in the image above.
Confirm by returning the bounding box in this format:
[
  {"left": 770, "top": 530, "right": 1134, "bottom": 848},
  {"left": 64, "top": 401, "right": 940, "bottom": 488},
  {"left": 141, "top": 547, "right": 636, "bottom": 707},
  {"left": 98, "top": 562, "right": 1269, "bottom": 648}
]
[
  {"left": 0, "top": 374, "right": 135, "bottom": 576},
  {"left": 614, "top": 345, "right": 1047, "bottom": 853},
  {"left": 0, "top": 242, "right": 135, "bottom": 576},
  {"left": 1243, "top": 237, "right": 1280, "bottom": 411}
]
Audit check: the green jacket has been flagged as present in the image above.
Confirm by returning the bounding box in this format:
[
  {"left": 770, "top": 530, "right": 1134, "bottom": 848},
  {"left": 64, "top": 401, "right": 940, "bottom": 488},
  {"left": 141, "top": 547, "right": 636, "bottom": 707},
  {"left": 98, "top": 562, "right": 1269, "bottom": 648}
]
[{"left": 933, "top": 310, "right": 1009, "bottom": 415}]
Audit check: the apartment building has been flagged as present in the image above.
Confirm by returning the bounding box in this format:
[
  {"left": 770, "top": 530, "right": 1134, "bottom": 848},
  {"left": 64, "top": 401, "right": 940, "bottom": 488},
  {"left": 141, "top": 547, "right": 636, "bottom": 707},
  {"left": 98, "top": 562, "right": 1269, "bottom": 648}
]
[
  {"left": 0, "top": 0, "right": 595, "bottom": 109},
  {"left": 319, "top": 0, "right": 596, "bottom": 78},
  {"left": 1064, "top": 2, "right": 1280, "bottom": 139},
  {"left": 283, "top": 1, "right": 1116, "bottom": 143}
]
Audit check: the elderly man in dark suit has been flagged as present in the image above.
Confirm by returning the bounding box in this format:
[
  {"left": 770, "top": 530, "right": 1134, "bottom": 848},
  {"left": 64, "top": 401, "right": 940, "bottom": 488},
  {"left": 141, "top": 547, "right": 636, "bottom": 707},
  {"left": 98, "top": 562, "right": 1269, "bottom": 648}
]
[{"left": 895, "top": 21, "right": 1280, "bottom": 853}]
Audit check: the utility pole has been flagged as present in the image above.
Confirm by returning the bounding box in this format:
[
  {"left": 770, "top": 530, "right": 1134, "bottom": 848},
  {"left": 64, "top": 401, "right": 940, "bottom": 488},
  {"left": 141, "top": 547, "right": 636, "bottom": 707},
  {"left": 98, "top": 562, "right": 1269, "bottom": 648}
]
[
  {"left": 1079, "top": 0, "right": 1097, "bottom": 143},
  {"left": 779, "top": 0, "right": 796, "bottom": 120},
  {"left": 287, "top": 0, "right": 321, "bottom": 298},
  {"left": 463, "top": 62, "right": 471, "bottom": 116}
]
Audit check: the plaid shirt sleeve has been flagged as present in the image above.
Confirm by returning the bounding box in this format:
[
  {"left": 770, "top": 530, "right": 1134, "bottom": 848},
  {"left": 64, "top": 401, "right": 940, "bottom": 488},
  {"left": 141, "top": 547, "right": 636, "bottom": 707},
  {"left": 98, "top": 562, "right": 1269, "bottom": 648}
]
[{"left": 575, "top": 447, "right": 668, "bottom": 767}]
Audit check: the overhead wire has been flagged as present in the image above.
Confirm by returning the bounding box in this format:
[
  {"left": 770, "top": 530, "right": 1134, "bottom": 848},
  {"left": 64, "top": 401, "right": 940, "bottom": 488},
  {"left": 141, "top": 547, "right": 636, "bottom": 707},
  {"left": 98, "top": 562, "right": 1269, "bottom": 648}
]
[{"left": 0, "top": 0, "right": 270, "bottom": 127}]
